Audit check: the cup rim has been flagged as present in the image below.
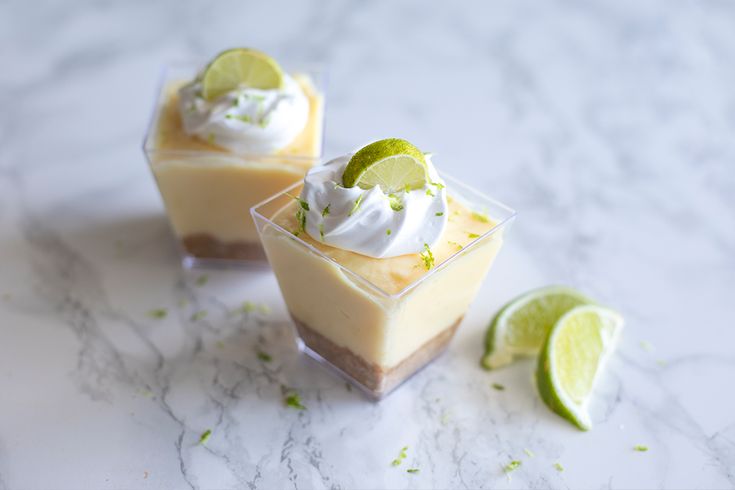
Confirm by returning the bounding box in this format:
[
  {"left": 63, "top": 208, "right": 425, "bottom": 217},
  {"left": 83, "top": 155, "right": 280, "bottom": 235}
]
[
  {"left": 251, "top": 172, "right": 517, "bottom": 299},
  {"left": 141, "top": 60, "right": 328, "bottom": 163}
]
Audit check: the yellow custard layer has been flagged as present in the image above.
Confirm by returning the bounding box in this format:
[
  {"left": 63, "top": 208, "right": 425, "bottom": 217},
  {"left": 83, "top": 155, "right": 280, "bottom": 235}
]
[
  {"left": 272, "top": 196, "right": 495, "bottom": 295},
  {"left": 149, "top": 74, "right": 324, "bottom": 245}
]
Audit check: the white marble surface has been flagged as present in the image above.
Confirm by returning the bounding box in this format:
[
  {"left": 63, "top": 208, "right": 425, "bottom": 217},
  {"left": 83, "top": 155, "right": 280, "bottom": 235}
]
[{"left": 1, "top": 1, "right": 734, "bottom": 489}]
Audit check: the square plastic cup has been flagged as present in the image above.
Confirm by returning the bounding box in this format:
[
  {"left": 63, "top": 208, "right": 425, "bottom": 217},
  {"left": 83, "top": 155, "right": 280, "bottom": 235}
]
[
  {"left": 251, "top": 174, "right": 516, "bottom": 399},
  {"left": 142, "top": 61, "right": 326, "bottom": 268}
]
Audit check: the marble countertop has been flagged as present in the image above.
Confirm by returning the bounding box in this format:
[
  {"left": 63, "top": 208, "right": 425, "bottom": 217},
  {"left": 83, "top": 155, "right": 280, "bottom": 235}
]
[{"left": 2, "top": 1, "right": 734, "bottom": 489}]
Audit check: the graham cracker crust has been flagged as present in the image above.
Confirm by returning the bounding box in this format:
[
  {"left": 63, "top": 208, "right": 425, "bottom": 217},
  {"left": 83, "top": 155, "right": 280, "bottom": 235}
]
[
  {"left": 292, "top": 315, "right": 463, "bottom": 397},
  {"left": 181, "top": 233, "right": 266, "bottom": 261}
]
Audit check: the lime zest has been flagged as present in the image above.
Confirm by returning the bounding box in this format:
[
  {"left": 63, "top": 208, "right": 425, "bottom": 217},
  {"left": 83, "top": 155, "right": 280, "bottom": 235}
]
[
  {"left": 348, "top": 193, "right": 365, "bottom": 217},
  {"left": 435, "top": 212, "right": 444, "bottom": 217},
  {"left": 406, "top": 468, "right": 419, "bottom": 474},
  {"left": 448, "top": 241, "right": 463, "bottom": 251},
  {"left": 430, "top": 180, "right": 445, "bottom": 189},
  {"left": 256, "top": 350, "right": 272, "bottom": 362},
  {"left": 322, "top": 204, "right": 331, "bottom": 217},
  {"left": 386, "top": 229, "right": 392, "bottom": 236},
  {"left": 198, "top": 429, "right": 212, "bottom": 445},
  {"left": 419, "top": 244, "right": 435, "bottom": 270},
  {"left": 554, "top": 462, "right": 564, "bottom": 472},
  {"left": 147, "top": 308, "right": 167, "bottom": 319},
  {"left": 504, "top": 460, "right": 521, "bottom": 473},
  {"left": 426, "top": 188, "right": 434, "bottom": 197},
  {"left": 388, "top": 194, "right": 404, "bottom": 212},
  {"left": 472, "top": 211, "right": 490, "bottom": 223},
  {"left": 284, "top": 391, "right": 306, "bottom": 410},
  {"left": 391, "top": 446, "right": 409, "bottom": 466},
  {"left": 633, "top": 445, "right": 649, "bottom": 452},
  {"left": 523, "top": 448, "right": 534, "bottom": 457},
  {"left": 190, "top": 310, "right": 208, "bottom": 322},
  {"left": 492, "top": 383, "right": 505, "bottom": 391},
  {"left": 467, "top": 232, "right": 480, "bottom": 239},
  {"left": 319, "top": 223, "right": 325, "bottom": 241}
]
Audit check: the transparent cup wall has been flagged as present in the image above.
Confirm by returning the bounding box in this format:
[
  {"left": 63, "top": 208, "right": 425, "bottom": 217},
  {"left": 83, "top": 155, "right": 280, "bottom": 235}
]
[
  {"left": 252, "top": 175, "right": 516, "bottom": 399},
  {"left": 142, "top": 62, "right": 326, "bottom": 268}
]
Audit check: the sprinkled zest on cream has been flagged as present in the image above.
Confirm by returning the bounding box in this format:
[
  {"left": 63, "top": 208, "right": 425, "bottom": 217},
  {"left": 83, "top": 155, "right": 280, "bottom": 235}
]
[
  {"left": 298, "top": 154, "right": 448, "bottom": 258},
  {"left": 467, "top": 232, "right": 480, "bottom": 239},
  {"left": 634, "top": 445, "right": 649, "bottom": 452},
  {"left": 492, "top": 383, "right": 505, "bottom": 391},
  {"left": 349, "top": 193, "right": 365, "bottom": 217},
  {"left": 504, "top": 460, "right": 521, "bottom": 473},
  {"left": 407, "top": 468, "right": 419, "bottom": 474},
  {"left": 524, "top": 448, "right": 534, "bottom": 457},
  {"left": 554, "top": 463, "right": 564, "bottom": 472},
  {"left": 178, "top": 72, "right": 309, "bottom": 153}
]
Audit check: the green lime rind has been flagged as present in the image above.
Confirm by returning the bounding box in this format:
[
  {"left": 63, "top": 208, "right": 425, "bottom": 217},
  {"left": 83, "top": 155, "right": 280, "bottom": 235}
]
[
  {"left": 201, "top": 48, "right": 284, "bottom": 101},
  {"left": 481, "top": 286, "right": 593, "bottom": 370},
  {"left": 342, "top": 138, "right": 428, "bottom": 193},
  {"left": 535, "top": 305, "right": 623, "bottom": 431}
]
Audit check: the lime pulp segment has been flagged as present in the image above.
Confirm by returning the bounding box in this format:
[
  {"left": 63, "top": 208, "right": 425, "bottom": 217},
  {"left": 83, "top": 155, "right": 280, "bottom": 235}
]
[
  {"left": 201, "top": 48, "right": 284, "bottom": 101},
  {"left": 342, "top": 138, "right": 428, "bottom": 193},
  {"left": 536, "top": 305, "right": 623, "bottom": 430},
  {"left": 482, "top": 286, "right": 592, "bottom": 370}
]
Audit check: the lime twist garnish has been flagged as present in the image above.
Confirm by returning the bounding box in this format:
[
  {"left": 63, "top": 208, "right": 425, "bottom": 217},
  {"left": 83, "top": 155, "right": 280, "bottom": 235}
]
[
  {"left": 342, "top": 138, "right": 429, "bottom": 193},
  {"left": 536, "top": 305, "right": 623, "bottom": 430},
  {"left": 201, "top": 48, "right": 284, "bottom": 101},
  {"left": 482, "top": 286, "right": 592, "bottom": 370}
]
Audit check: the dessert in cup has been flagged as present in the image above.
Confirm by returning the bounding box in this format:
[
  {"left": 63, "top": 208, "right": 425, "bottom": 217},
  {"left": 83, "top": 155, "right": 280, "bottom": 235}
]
[
  {"left": 252, "top": 138, "right": 515, "bottom": 398},
  {"left": 143, "top": 48, "right": 325, "bottom": 266}
]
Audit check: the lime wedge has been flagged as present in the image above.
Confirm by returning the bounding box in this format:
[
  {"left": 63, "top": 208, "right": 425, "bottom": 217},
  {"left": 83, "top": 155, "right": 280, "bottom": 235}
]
[
  {"left": 201, "top": 48, "right": 284, "bottom": 101},
  {"left": 536, "top": 305, "right": 623, "bottom": 430},
  {"left": 342, "top": 139, "right": 428, "bottom": 193},
  {"left": 482, "top": 286, "right": 592, "bottom": 370}
]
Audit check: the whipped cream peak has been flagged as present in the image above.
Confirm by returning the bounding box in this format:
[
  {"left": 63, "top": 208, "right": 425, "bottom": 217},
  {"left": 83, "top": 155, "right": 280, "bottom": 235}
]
[
  {"left": 178, "top": 73, "right": 308, "bottom": 154},
  {"left": 299, "top": 154, "right": 448, "bottom": 258}
]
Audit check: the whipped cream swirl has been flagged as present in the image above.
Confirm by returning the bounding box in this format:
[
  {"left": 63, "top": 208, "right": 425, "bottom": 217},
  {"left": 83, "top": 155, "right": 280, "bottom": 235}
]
[
  {"left": 178, "top": 74, "right": 309, "bottom": 154},
  {"left": 300, "top": 154, "right": 448, "bottom": 258}
]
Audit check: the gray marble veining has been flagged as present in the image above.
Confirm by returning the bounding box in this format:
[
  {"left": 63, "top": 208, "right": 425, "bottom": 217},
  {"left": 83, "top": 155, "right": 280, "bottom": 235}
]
[{"left": 1, "top": 0, "right": 734, "bottom": 488}]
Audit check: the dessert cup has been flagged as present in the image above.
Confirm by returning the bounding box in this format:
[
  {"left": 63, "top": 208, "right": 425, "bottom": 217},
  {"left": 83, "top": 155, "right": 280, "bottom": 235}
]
[
  {"left": 143, "top": 61, "right": 326, "bottom": 268},
  {"left": 252, "top": 174, "right": 515, "bottom": 399}
]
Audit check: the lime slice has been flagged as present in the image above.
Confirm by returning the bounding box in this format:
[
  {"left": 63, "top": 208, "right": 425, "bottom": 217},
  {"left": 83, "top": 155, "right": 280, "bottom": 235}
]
[
  {"left": 482, "top": 286, "right": 592, "bottom": 370},
  {"left": 342, "top": 138, "right": 428, "bottom": 193},
  {"left": 201, "top": 48, "right": 284, "bottom": 101},
  {"left": 536, "top": 305, "right": 623, "bottom": 430}
]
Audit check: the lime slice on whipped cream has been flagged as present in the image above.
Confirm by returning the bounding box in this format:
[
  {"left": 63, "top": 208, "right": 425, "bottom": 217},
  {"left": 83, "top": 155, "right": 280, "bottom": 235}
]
[
  {"left": 482, "top": 286, "right": 592, "bottom": 370},
  {"left": 536, "top": 305, "right": 623, "bottom": 430},
  {"left": 201, "top": 48, "right": 284, "bottom": 101},
  {"left": 342, "top": 138, "right": 428, "bottom": 193}
]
